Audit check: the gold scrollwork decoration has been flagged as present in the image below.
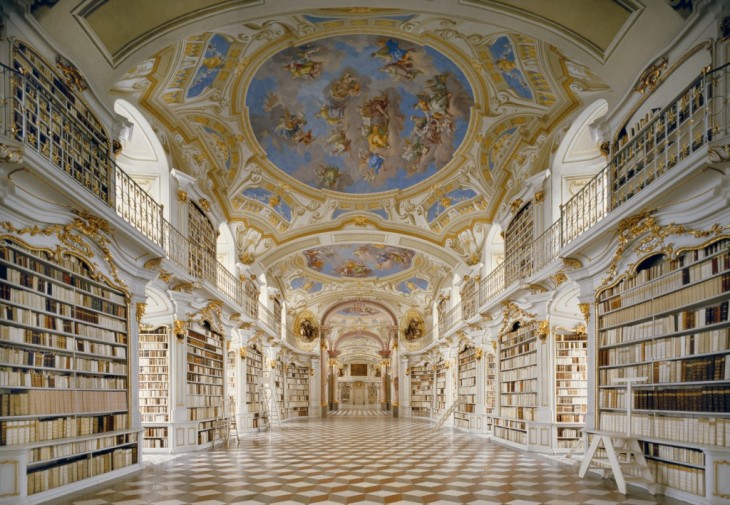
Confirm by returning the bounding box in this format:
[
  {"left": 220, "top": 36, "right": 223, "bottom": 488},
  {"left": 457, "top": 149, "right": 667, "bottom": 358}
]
[
  {"left": 551, "top": 272, "right": 568, "bottom": 286},
  {"left": 602, "top": 211, "right": 730, "bottom": 286},
  {"left": 1, "top": 210, "right": 128, "bottom": 294},
  {"left": 177, "top": 189, "right": 188, "bottom": 202},
  {"left": 562, "top": 257, "right": 583, "bottom": 269},
  {"left": 634, "top": 56, "right": 667, "bottom": 94},
  {"left": 537, "top": 320, "right": 550, "bottom": 340},
  {"left": 199, "top": 199, "right": 211, "bottom": 212},
  {"left": 498, "top": 301, "right": 536, "bottom": 336},
  {"left": 136, "top": 302, "right": 146, "bottom": 324},
  {"left": 0, "top": 143, "right": 23, "bottom": 163},
  {"left": 56, "top": 55, "right": 88, "bottom": 92},
  {"left": 509, "top": 198, "right": 523, "bottom": 214},
  {"left": 187, "top": 300, "right": 224, "bottom": 333},
  {"left": 173, "top": 319, "right": 187, "bottom": 340},
  {"left": 578, "top": 303, "right": 590, "bottom": 323}
]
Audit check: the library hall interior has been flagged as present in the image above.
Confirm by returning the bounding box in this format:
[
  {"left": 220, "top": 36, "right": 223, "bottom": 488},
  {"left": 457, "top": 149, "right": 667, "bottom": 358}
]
[{"left": 1, "top": 0, "right": 730, "bottom": 504}]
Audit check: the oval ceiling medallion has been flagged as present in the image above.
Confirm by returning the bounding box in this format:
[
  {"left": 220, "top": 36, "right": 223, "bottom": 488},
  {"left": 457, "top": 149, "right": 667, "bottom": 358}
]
[{"left": 246, "top": 34, "right": 473, "bottom": 194}]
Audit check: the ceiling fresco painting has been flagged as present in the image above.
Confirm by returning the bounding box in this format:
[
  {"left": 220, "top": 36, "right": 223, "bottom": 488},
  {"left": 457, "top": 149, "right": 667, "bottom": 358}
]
[
  {"left": 396, "top": 277, "right": 429, "bottom": 295},
  {"left": 246, "top": 34, "right": 473, "bottom": 193},
  {"left": 289, "top": 276, "right": 323, "bottom": 294},
  {"left": 241, "top": 187, "right": 292, "bottom": 222},
  {"left": 303, "top": 244, "right": 416, "bottom": 278},
  {"left": 426, "top": 188, "right": 479, "bottom": 222}
]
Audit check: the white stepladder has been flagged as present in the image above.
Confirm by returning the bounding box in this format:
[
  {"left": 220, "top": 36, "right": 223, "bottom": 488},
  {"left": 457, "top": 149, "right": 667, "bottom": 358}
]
[
  {"left": 433, "top": 397, "right": 463, "bottom": 430},
  {"left": 259, "top": 371, "right": 282, "bottom": 431},
  {"left": 227, "top": 395, "right": 241, "bottom": 446},
  {"left": 578, "top": 377, "right": 655, "bottom": 495}
]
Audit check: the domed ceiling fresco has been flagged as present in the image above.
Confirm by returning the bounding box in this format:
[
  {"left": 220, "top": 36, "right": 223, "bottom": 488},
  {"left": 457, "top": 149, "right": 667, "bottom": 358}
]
[
  {"left": 110, "top": 7, "right": 613, "bottom": 349},
  {"left": 246, "top": 34, "right": 473, "bottom": 193}
]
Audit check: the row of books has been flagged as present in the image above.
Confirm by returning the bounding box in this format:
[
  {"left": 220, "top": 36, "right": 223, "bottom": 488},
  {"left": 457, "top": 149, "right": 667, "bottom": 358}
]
[
  {"left": 500, "top": 354, "right": 537, "bottom": 371},
  {"left": 1, "top": 413, "right": 128, "bottom": 445},
  {"left": 500, "top": 366, "right": 536, "bottom": 383},
  {"left": 187, "top": 331, "right": 223, "bottom": 351},
  {"left": 143, "top": 438, "right": 168, "bottom": 449},
  {"left": 557, "top": 414, "right": 584, "bottom": 423},
  {"left": 187, "top": 390, "right": 223, "bottom": 405},
  {"left": 501, "top": 379, "right": 536, "bottom": 393},
  {"left": 633, "top": 385, "right": 729, "bottom": 412},
  {"left": 28, "top": 432, "right": 137, "bottom": 464},
  {"left": 499, "top": 323, "right": 537, "bottom": 348},
  {"left": 494, "top": 426, "right": 527, "bottom": 445},
  {"left": 186, "top": 366, "right": 223, "bottom": 378},
  {"left": 139, "top": 365, "right": 167, "bottom": 374},
  {"left": 599, "top": 241, "right": 729, "bottom": 300},
  {"left": 500, "top": 392, "right": 537, "bottom": 407},
  {"left": 0, "top": 367, "right": 71, "bottom": 388},
  {"left": 500, "top": 342, "right": 535, "bottom": 358},
  {"left": 599, "top": 328, "right": 730, "bottom": 364},
  {"left": 1, "top": 303, "right": 127, "bottom": 335},
  {"left": 189, "top": 406, "right": 221, "bottom": 421},
  {"left": 0, "top": 325, "right": 73, "bottom": 351},
  {"left": 1, "top": 390, "right": 127, "bottom": 416},
  {"left": 499, "top": 406, "right": 536, "bottom": 421},
  {"left": 598, "top": 253, "right": 730, "bottom": 312},
  {"left": 648, "top": 460, "right": 705, "bottom": 496},
  {"left": 187, "top": 347, "right": 223, "bottom": 363},
  {"left": 641, "top": 441, "right": 704, "bottom": 467},
  {"left": 599, "top": 275, "right": 728, "bottom": 329},
  {"left": 26, "top": 447, "right": 136, "bottom": 496},
  {"left": 599, "top": 412, "right": 729, "bottom": 445},
  {"left": 0, "top": 246, "right": 126, "bottom": 305},
  {"left": 187, "top": 380, "right": 223, "bottom": 397}
]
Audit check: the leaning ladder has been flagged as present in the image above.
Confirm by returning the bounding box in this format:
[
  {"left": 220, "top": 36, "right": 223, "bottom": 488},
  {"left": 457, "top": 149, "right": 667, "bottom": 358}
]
[
  {"left": 260, "top": 376, "right": 282, "bottom": 430},
  {"left": 433, "top": 397, "right": 463, "bottom": 430},
  {"left": 227, "top": 395, "right": 241, "bottom": 446}
]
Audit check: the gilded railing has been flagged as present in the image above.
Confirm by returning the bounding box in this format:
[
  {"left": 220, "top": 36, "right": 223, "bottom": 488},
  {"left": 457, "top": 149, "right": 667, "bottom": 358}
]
[{"left": 533, "top": 220, "right": 562, "bottom": 273}]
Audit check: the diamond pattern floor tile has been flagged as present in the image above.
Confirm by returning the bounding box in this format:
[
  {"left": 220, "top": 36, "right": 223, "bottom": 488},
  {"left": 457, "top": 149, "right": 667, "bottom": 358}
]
[{"left": 45, "top": 407, "right": 689, "bottom": 505}]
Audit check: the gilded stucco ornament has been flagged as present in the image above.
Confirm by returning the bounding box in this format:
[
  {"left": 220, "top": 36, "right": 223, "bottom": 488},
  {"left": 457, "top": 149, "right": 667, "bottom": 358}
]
[
  {"left": 177, "top": 189, "right": 188, "bottom": 202},
  {"left": 187, "top": 300, "right": 224, "bottom": 333},
  {"left": 578, "top": 303, "right": 590, "bottom": 324},
  {"left": 708, "top": 144, "right": 730, "bottom": 163},
  {"left": 537, "top": 320, "right": 550, "bottom": 340},
  {"left": 562, "top": 257, "right": 583, "bottom": 269},
  {"left": 509, "top": 199, "right": 523, "bottom": 214},
  {"left": 602, "top": 211, "right": 730, "bottom": 286},
  {"left": 551, "top": 272, "right": 567, "bottom": 286},
  {"left": 0, "top": 143, "right": 23, "bottom": 163},
  {"left": 1, "top": 211, "right": 128, "bottom": 293},
  {"left": 199, "top": 199, "right": 212, "bottom": 212},
  {"left": 173, "top": 319, "right": 187, "bottom": 340},
  {"left": 56, "top": 55, "right": 88, "bottom": 92},
  {"left": 634, "top": 56, "right": 668, "bottom": 94},
  {"left": 498, "top": 301, "right": 536, "bottom": 335},
  {"left": 136, "top": 303, "right": 147, "bottom": 324}
]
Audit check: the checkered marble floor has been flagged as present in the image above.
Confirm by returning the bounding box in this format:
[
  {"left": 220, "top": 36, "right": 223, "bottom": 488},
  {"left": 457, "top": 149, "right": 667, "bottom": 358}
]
[
  {"left": 45, "top": 416, "right": 690, "bottom": 505},
  {"left": 328, "top": 406, "right": 391, "bottom": 417}
]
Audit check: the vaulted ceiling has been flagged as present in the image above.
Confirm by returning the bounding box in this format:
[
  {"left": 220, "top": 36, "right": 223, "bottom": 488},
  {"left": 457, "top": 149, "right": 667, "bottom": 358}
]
[{"left": 26, "top": 0, "right": 688, "bottom": 359}]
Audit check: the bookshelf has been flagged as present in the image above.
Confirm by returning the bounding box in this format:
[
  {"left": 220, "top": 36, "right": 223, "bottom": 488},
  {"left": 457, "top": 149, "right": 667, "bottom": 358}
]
[
  {"left": 434, "top": 360, "right": 447, "bottom": 416},
  {"left": 139, "top": 327, "right": 169, "bottom": 450},
  {"left": 596, "top": 238, "right": 730, "bottom": 500},
  {"left": 455, "top": 347, "right": 477, "bottom": 429},
  {"left": 226, "top": 348, "right": 236, "bottom": 401},
  {"left": 286, "top": 365, "right": 309, "bottom": 417},
  {"left": 555, "top": 332, "right": 587, "bottom": 450},
  {"left": 494, "top": 320, "right": 538, "bottom": 446},
  {"left": 410, "top": 365, "right": 434, "bottom": 418},
  {"left": 485, "top": 353, "right": 496, "bottom": 431},
  {"left": 0, "top": 238, "right": 138, "bottom": 499},
  {"left": 186, "top": 324, "right": 223, "bottom": 445},
  {"left": 245, "top": 344, "right": 263, "bottom": 429}
]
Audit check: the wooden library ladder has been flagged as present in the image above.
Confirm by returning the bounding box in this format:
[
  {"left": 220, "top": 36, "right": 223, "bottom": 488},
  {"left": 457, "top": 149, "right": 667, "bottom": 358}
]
[
  {"left": 578, "top": 430, "right": 655, "bottom": 495},
  {"left": 433, "top": 397, "right": 463, "bottom": 430}
]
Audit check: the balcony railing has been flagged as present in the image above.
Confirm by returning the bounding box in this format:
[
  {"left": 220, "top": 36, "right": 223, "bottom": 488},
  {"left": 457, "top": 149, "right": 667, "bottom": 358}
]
[
  {"left": 0, "top": 63, "right": 256, "bottom": 323},
  {"left": 437, "top": 63, "right": 729, "bottom": 338},
  {"left": 3, "top": 60, "right": 727, "bottom": 343}
]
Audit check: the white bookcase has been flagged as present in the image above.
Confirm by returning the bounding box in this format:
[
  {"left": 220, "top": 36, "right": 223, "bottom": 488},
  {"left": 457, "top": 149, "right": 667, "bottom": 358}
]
[
  {"left": 410, "top": 365, "right": 434, "bottom": 418},
  {"left": 0, "top": 239, "right": 137, "bottom": 502},
  {"left": 186, "top": 324, "right": 224, "bottom": 445},
  {"left": 455, "top": 346, "right": 477, "bottom": 429},
  {"left": 286, "top": 365, "right": 309, "bottom": 418},
  {"left": 596, "top": 238, "right": 730, "bottom": 501},
  {"left": 139, "top": 326, "right": 169, "bottom": 451}
]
